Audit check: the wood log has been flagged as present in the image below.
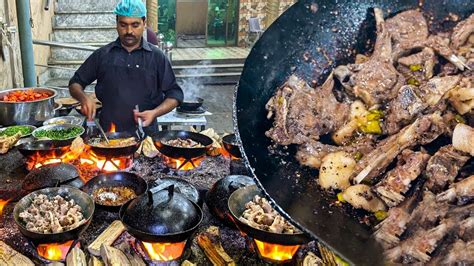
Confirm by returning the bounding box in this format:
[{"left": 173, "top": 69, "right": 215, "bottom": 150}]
[
  {"left": 100, "top": 244, "right": 131, "bottom": 266},
  {"left": 115, "top": 242, "right": 146, "bottom": 266},
  {"left": 0, "top": 241, "right": 34, "bottom": 266},
  {"left": 302, "top": 251, "right": 323, "bottom": 266},
  {"left": 197, "top": 226, "right": 235, "bottom": 266},
  {"left": 66, "top": 247, "right": 87, "bottom": 266},
  {"left": 88, "top": 220, "right": 125, "bottom": 256},
  {"left": 88, "top": 256, "right": 104, "bottom": 266},
  {"left": 181, "top": 260, "right": 197, "bottom": 266}
]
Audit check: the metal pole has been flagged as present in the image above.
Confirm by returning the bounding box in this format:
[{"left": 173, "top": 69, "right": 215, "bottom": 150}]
[{"left": 16, "top": 0, "right": 36, "bottom": 86}]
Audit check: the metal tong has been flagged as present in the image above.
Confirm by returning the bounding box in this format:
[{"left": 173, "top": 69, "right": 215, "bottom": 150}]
[
  {"left": 94, "top": 119, "right": 110, "bottom": 144},
  {"left": 135, "top": 105, "right": 145, "bottom": 138}
]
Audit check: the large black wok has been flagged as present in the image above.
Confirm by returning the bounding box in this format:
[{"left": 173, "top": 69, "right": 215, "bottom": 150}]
[
  {"left": 235, "top": 0, "right": 474, "bottom": 264},
  {"left": 13, "top": 186, "right": 94, "bottom": 244},
  {"left": 17, "top": 139, "right": 72, "bottom": 158},
  {"left": 152, "top": 130, "right": 213, "bottom": 159}
]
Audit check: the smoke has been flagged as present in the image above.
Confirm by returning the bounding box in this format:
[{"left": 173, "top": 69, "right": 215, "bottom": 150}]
[{"left": 178, "top": 60, "right": 215, "bottom": 100}]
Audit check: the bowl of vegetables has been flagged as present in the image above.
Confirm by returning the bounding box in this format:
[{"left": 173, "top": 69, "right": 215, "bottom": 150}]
[
  {"left": 0, "top": 88, "right": 57, "bottom": 126},
  {"left": 0, "top": 125, "right": 36, "bottom": 138},
  {"left": 32, "top": 124, "right": 85, "bottom": 140}
]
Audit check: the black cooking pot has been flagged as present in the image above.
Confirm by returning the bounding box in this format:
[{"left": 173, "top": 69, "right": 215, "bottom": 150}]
[
  {"left": 152, "top": 130, "right": 213, "bottom": 160},
  {"left": 16, "top": 139, "right": 73, "bottom": 158},
  {"left": 85, "top": 131, "right": 142, "bottom": 158},
  {"left": 228, "top": 185, "right": 311, "bottom": 245},
  {"left": 235, "top": 0, "right": 474, "bottom": 264},
  {"left": 120, "top": 185, "right": 203, "bottom": 243},
  {"left": 206, "top": 175, "right": 255, "bottom": 227},
  {"left": 151, "top": 178, "right": 201, "bottom": 206},
  {"left": 22, "top": 163, "right": 82, "bottom": 192},
  {"left": 179, "top": 97, "right": 204, "bottom": 112},
  {"left": 13, "top": 186, "right": 95, "bottom": 244},
  {"left": 222, "top": 133, "right": 242, "bottom": 158},
  {"left": 81, "top": 171, "right": 148, "bottom": 210}
]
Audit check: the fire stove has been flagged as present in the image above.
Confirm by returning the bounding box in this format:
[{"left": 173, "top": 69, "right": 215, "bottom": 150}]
[
  {"left": 31, "top": 240, "right": 80, "bottom": 263},
  {"left": 133, "top": 239, "right": 192, "bottom": 264},
  {"left": 161, "top": 154, "right": 205, "bottom": 171},
  {"left": 252, "top": 239, "right": 301, "bottom": 263}
]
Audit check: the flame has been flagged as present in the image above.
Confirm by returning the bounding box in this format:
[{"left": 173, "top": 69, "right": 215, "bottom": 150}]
[
  {"left": 0, "top": 198, "right": 11, "bottom": 215},
  {"left": 254, "top": 239, "right": 300, "bottom": 262},
  {"left": 37, "top": 240, "right": 74, "bottom": 261},
  {"left": 220, "top": 147, "right": 240, "bottom": 160},
  {"left": 163, "top": 155, "right": 204, "bottom": 170},
  {"left": 109, "top": 123, "right": 116, "bottom": 133},
  {"left": 26, "top": 147, "right": 77, "bottom": 170},
  {"left": 142, "top": 241, "right": 186, "bottom": 262}
]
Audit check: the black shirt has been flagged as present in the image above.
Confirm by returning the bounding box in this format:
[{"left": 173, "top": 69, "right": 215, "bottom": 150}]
[{"left": 69, "top": 38, "right": 183, "bottom": 132}]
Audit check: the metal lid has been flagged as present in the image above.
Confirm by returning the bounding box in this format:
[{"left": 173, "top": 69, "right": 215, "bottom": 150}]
[{"left": 122, "top": 185, "right": 201, "bottom": 235}]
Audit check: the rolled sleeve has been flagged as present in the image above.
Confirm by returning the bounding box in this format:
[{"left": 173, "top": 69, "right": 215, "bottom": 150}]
[
  {"left": 68, "top": 50, "right": 100, "bottom": 89},
  {"left": 159, "top": 54, "right": 184, "bottom": 104}
]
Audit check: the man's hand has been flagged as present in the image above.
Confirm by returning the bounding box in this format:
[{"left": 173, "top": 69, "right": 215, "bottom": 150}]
[
  {"left": 134, "top": 109, "right": 157, "bottom": 127},
  {"left": 80, "top": 96, "right": 97, "bottom": 120}
]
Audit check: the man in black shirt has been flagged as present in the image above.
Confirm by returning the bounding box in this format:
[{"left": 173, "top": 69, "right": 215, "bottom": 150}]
[{"left": 69, "top": 0, "right": 182, "bottom": 134}]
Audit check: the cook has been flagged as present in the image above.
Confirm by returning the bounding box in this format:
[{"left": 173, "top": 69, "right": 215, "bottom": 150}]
[{"left": 68, "top": 0, "right": 183, "bottom": 135}]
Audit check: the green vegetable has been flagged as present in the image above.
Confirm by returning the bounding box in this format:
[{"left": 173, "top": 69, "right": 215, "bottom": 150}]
[
  {"left": 407, "top": 77, "right": 420, "bottom": 86},
  {"left": 0, "top": 125, "right": 33, "bottom": 137},
  {"left": 34, "top": 127, "right": 83, "bottom": 140},
  {"left": 354, "top": 151, "right": 363, "bottom": 161},
  {"left": 454, "top": 114, "right": 466, "bottom": 124},
  {"left": 337, "top": 192, "right": 346, "bottom": 203},
  {"left": 360, "top": 120, "right": 383, "bottom": 134},
  {"left": 374, "top": 210, "right": 388, "bottom": 221},
  {"left": 409, "top": 64, "right": 423, "bottom": 72},
  {"left": 358, "top": 109, "right": 384, "bottom": 135},
  {"left": 335, "top": 255, "right": 350, "bottom": 266}
]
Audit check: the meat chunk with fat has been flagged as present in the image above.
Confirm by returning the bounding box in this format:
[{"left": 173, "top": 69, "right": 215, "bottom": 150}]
[
  {"left": 265, "top": 73, "right": 349, "bottom": 145},
  {"left": 424, "top": 145, "right": 470, "bottom": 193},
  {"left": 437, "top": 174, "right": 474, "bottom": 205}
]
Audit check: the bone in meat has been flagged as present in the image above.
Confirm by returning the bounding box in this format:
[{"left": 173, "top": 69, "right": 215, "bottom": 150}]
[{"left": 437, "top": 175, "right": 474, "bottom": 205}]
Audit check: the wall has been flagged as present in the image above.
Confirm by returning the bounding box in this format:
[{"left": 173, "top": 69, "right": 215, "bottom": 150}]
[
  {"left": 0, "top": 0, "right": 23, "bottom": 89},
  {"left": 176, "top": 0, "right": 207, "bottom": 35},
  {"left": 237, "top": 0, "right": 296, "bottom": 47},
  {"left": 30, "top": 0, "right": 55, "bottom": 81}
]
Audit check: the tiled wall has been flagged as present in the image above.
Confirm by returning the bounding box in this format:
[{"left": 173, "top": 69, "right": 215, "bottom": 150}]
[{"left": 237, "top": 0, "right": 296, "bottom": 47}]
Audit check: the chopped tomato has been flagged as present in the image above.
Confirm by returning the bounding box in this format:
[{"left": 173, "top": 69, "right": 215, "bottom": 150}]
[{"left": 2, "top": 89, "right": 51, "bottom": 102}]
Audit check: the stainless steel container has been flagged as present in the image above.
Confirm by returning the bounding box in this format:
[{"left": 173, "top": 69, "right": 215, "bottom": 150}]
[{"left": 0, "top": 88, "right": 57, "bottom": 126}]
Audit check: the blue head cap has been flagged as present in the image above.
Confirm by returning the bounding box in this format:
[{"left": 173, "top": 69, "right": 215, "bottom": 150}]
[{"left": 114, "top": 0, "right": 147, "bottom": 18}]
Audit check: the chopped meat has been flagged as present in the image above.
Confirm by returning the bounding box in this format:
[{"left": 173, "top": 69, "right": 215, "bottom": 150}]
[
  {"left": 425, "top": 33, "right": 471, "bottom": 71},
  {"left": 451, "top": 13, "right": 474, "bottom": 50},
  {"left": 374, "top": 149, "right": 430, "bottom": 207},
  {"left": 385, "top": 223, "right": 450, "bottom": 263},
  {"left": 397, "top": 47, "right": 436, "bottom": 81},
  {"left": 449, "top": 72, "right": 474, "bottom": 115},
  {"left": 458, "top": 217, "right": 474, "bottom": 241},
  {"left": 344, "top": 8, "right": 405, "bottom": 106},
  {"left": 437, "top": 174, "right": 474, "bottom": 205},
  {"left": 417, "top": 75, "right": 461, "bottom": 106},
  {"left": 19, "top": 194, "right": 85, "bottom": 234},
  {"left": 162, "top": 138, "right": 204, "bottom": 148},
  {"left": 353, "top": 113, "right": 444, "bottom": 184},
  {"left": 384, "top": 85, "right": 426, "bottom": 135},
  {"left": 341, "top": 184, "right": 386, "bottom": 212},
  {"left": 239, "top": 195, "right": 300, "bottom": 234},
  {"left": 442, "top": 240, "right": 474, "bottom": 265},
  {"left": 295, "top": 137, "right": 375, "bottom": 169},
  {"left": 424, "top": 145, "right": 470, "bottom": 193},
  {"left": 405, "top": 191, "right": 449, "bottom": 234},
  {"left": 265, "top": 73, "right": 349, "bottom": 145}
]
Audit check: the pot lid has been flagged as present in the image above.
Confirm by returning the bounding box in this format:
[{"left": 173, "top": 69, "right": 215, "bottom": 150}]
[
  {"left": 151, "top": 178, "right": 200, "bottom": 205},
  {"left": 22, "top": 163, "right": 82, "bottom": 191},
  {"left": 122, "top": 185, "right": 200, "bottom": 235}
]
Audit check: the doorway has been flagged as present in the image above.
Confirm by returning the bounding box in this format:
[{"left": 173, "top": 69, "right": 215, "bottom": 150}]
[
  {"left": 175, "top": 0, "right": 208, "bottom": 48},
  {"left": 206, "top": 0, "right": 239, "bottom": 46}
]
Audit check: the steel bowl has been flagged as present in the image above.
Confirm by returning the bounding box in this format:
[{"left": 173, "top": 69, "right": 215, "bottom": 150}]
[
  {"left": 43, "top": 116, "right": 84, "bottom": 126},
  {"left": 32, "top": 124, "right": 85, "bottom": 140},
  {"left": 0, "top": 88, "right": 57, "bottom": 126}
]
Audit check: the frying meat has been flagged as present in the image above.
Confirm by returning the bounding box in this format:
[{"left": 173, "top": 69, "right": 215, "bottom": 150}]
[
  {"left": 384, "top": 85, "right": 426, "bottom": 135},
  {"left": 449, "top": 72, "right": 474, "bottom": 115},
  {"left": 451, "top": 13, "right": 474, "bottom": 50},
  {"left": 385, "top": 222, "right": 450, "bottom": 264},
  {"left": 458, "top": 216, "right": 474, "bottom": 241},
  {"left": 92, "top": 137, "right": 137, "bottom": 148},
  {"left": 340, "top": 184, "right": 386, "bottom": 212},
  {"left": 92, "top": 186, "right": 137, "bottom": 206},
  {"left": 396, "top": 47, "right": 436, "bottom": 84},
  {"left": 424, "top": 145, "right": 470, "bottom": 193},
  {"left": 162, "top": 138, "right": 204, "bottom": 148},
  {"left": 404, "top": 191, "right": 449, "bottom": 234},
  {"left": 239, "top": 195, "right": 300, "bottom": 234},
  {"left": 19, "top": 194, "right": 85, "bottom": 234},
  {"left": 441, "top": 240, "right": 474, "bottom": 265},
  {"left": 437, "top": 174, "right": 474, "bottom": 205},
  {"left": 425, "top": 33, "right": 471, "bottom": 71},
  {"left": 452, "top": 123, "right": 474, "bottom": 156},
  {"left": 385, "top": 10, "right": 429, "bottom": 60},
  {"left": 373, "top": 190, "right": 420, "bottom": 249},
  {"left": 353, "top": 113, "right": 444, "bottom": 184},
  {"left": 335, "top": 8, "right": 404, "bottom": 106},
  {"left": 265, "top": 73, "right": 349, "bottom": 145},
  {"left": 295, "top": 137, "right": 375, "bottom": 169},
  {"left": 374, "top": 149, "right": 430, "bottom": 207},
  {"left": 417, "top": 75, "right": 461, "bottom": 107}
]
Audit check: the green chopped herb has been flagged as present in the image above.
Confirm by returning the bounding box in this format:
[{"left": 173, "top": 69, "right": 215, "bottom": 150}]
[
  {"left": 354, "top": 151, "right": 363, "bottom": 161},
  {"left": 409, "top": 64, "right": 423, "bottom": 72},
  {"left": 0, "top": 125, "right": 33, "bottom": 137},
  {"left": 359, "top": 120, "right": 382, "bottom": 134},
  {"left": 454, "top": 114, "right": 466, "bottom": 124},
  {"left": 34, "top": 127, "right": 83, "bottom": 140},
  {"left": 374, "top": 210, "right": 388, "bottom": 221},
  {"left": 407, "top": 78, "right": 420, "bottom": 86}
]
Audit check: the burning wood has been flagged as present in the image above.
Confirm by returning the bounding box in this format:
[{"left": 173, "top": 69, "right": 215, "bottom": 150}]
[
  {"left": 302, "top": 251, "right": 323, "bottom": 266},
  {"left": 197, "top": 226, "right": 235, "bottom": 266},
  {"left": 88, "top": 220, "right": 125, "bottom": 256},
  {"left": 65, "top": 247, "right": 86, "bottom": 266},
  {"left": 0, "top": 241, "right": 34, "bottom": 266},
  {"left": 88, "top": 256, "right": 104, "bottom": 266}
]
